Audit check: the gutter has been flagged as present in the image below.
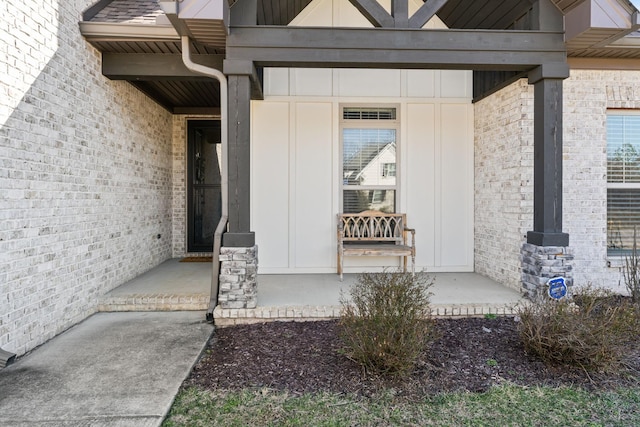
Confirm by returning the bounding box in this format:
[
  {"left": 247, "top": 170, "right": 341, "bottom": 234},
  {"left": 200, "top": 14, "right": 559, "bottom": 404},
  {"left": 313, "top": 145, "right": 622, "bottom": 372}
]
[
  {"left": 78, "top": 22, "right": 179, "bottom": 41},
  {"left": 180, "top": 35, "right": 228, "bottom": 322}
]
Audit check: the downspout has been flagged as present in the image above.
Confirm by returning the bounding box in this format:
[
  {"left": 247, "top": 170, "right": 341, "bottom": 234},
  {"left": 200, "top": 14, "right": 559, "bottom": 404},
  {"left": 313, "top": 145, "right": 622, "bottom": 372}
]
[
  {"left": 0, "top": 347, "right": 16, "bottom": 368},
  {"left": 180, "top": 35, "right": 228, "bottom": 322}
]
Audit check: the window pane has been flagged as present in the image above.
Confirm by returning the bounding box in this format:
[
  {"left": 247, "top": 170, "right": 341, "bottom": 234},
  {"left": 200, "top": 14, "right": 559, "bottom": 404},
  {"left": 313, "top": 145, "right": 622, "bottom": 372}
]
[
  {"left": 343, "top": 129, "right": 396, "bottom": 186},
  {"left": 343, "top": 190, "right": 395, "bottom": 213},
  {"left": 608, "top": 115, "right": 640, "bottom": 183},
  {"left": 607, "top": 188, "right": 640, "bottom": 255}
]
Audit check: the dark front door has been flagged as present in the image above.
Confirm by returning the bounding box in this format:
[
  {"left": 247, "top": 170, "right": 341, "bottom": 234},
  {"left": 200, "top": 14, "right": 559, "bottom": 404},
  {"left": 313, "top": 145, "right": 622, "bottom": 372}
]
[{"left": 187, "top": 120, "right": 222, "bottom": 253}]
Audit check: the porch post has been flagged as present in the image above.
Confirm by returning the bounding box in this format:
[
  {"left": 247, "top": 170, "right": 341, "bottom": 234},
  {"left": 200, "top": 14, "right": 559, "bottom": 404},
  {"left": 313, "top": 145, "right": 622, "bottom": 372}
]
[
  {"left": 217, "top": 60, "right": 258, "bottom": 310},
  {"left": 223, "top": 61, "right": 255, "bottom": 247},
  {"left": 521, "top": 63, "right": 573, "bottom": 297},
  {"left": 527, "top": 64, "right": 569, "bottom": 247}
]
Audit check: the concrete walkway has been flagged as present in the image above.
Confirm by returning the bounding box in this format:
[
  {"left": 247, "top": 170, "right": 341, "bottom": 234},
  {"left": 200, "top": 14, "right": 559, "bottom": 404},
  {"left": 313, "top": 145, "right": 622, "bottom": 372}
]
[
  {"left": 0, "top": 263, "right": 522, "bottom": 426},
  {"left": 0, "top": 311, "right": 213, "bottom": 427}
]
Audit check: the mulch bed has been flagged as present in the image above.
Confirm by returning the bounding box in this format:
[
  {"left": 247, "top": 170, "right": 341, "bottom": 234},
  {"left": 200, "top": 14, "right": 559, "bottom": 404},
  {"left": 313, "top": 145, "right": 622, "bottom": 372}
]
[{"left": 185, "top": 317, "right": 640, "bottom": 399}]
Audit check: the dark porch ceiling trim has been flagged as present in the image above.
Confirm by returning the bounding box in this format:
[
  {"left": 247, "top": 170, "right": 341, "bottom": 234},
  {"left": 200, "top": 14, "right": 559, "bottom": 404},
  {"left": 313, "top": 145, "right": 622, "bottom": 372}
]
[
  {"left": 226, "top": 26, "right": 566, "bottom": 71},
  {"left": 473, "top": 70, "right": 528, "bottom": 102},
  {"left": 102, "top": 53, "right": 224, "bottom": 79}
]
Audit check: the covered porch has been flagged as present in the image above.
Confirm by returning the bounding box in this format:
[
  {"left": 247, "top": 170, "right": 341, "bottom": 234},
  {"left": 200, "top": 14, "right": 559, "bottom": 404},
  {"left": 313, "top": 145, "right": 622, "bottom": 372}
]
[
  {"left": 99, "top": 259, "right": 523, "bottom": 325},
  {"left": 79, "top": 0, "right": 590, "bottom": 318}
]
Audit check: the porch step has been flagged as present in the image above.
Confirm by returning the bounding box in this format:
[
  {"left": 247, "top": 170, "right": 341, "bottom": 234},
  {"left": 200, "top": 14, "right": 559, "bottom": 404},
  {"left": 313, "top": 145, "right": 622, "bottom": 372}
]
[
  {"left": 213, "top": 302, "right": 519, "bottom": 327},
  {"left": 98, "top": 293, "right": 210, "bottom": 312}
]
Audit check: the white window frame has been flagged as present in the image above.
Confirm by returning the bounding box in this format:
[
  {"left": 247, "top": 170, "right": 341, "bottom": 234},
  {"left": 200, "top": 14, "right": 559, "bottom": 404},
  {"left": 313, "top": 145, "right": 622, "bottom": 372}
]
[
  {"left": 339, "top": 104, "right": 400, "bottom": 213},
  {"left": 381, "top": 162, "right": 396, "bottom": 177},
  {"left": 607, "top": 110, "right": 640, "bottom": 256}
]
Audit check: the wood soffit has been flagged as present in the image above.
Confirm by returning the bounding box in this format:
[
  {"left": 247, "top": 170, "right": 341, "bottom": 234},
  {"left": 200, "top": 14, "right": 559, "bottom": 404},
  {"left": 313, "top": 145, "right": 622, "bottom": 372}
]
[
  {"left": 83, "top": 0, "right": 640, "bottom": 57},
  {"left": 79, "top": 0, "right": 640, "bottom": 110}
]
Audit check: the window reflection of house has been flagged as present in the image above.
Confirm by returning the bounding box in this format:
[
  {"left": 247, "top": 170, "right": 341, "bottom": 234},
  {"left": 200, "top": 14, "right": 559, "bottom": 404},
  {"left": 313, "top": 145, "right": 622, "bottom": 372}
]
[{"left": 381, "top": 163, "right": 396, "bottom": 177}]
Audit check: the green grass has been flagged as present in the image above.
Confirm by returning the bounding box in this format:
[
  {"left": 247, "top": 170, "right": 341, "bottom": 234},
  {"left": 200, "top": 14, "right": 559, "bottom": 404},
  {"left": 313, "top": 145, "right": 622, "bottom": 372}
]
[{"left": 162, "top": 384, "right": 640, "bottom": 427}]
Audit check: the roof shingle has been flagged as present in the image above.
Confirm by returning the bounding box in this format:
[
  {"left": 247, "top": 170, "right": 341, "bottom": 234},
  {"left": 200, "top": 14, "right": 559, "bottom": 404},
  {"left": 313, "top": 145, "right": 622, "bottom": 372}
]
[{"left": 91, "top": 0, "right": 162, "bottom": 24}]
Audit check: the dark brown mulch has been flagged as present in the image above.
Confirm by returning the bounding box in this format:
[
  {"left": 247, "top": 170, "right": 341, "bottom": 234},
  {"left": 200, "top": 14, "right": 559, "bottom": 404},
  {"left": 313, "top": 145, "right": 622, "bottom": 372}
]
[
  {"left": 185, "top": 317, "right": 640, "bottom": 399},
  {"left": 179, "top": 257, "right": 213, "bottom": 262}
]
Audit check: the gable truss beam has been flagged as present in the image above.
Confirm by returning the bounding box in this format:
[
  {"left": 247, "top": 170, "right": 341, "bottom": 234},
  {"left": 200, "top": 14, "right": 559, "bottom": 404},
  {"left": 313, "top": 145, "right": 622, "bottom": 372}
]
[
  {"left": 408, "top": 0, "right": 449, "bottom": 29},
  {"left": 348, "top": 0, "right": 394, "bottom": 27},
  {"left": 349, "top": 0, "right": 449, "bottom": 29},
  {"left": 226, "top": 27, "right": 566, "bottom": 71},
  {"left": 393, "top": 0, "right": 409, "bottom": 27}
]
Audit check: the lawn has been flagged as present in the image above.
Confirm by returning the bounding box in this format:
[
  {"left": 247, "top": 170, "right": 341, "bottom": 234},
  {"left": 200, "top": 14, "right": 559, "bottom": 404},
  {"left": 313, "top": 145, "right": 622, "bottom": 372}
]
[{"left": 163, "top": 384, "right": 640, "bottom": 426}]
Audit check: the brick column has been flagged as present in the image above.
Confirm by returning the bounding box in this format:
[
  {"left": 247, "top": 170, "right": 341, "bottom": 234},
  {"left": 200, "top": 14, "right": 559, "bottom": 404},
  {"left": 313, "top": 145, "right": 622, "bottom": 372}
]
[{"left": 521, "top": 243, "right": 573, "bottom": 298}]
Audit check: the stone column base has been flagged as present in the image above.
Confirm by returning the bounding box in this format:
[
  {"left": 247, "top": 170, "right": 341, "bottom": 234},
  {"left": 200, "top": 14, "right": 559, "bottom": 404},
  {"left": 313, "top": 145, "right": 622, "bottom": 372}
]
[
  {"left": 218, "top": 245, "right": 258, "bottom": 309},
  {"left": 521, "top": 243, "right": 573, "bottom": 298}
]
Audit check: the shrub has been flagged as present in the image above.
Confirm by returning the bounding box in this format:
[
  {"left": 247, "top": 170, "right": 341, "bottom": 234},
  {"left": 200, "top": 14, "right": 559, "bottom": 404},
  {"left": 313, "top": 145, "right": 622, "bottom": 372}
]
[
  {"left": 517, "top": 286, "right": 640, "bottom": 372},
  {"left": 623, "top": 226, "right": 640, "bottom": 303},
  {"left": 338, "top": 270, "right": 436, "bottom": 377}
]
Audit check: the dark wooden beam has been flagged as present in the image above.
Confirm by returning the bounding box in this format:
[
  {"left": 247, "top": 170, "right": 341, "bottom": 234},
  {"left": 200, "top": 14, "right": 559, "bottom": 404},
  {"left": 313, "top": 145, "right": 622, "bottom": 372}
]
[
  {"left": 226, "top": 26, "right": 566, "bottom": 71},
  {"left": 392, "top": 0, "right": 409, "bottom": 28},
  {"left": 223, "top": 74, "right": 255, "bottom": 247},
  {"left": 103, "top": 53, "right": 224, "bottom": 79},
  {"left": 223, "top": 59, "right": 264, "bottom": 100},
  {"left": 230, "top": 0, "right": 257, "bottom": 26},
  {"left": 408, "top": 0, "right": 448, "bottom": 29},
  {"left": 531, "top": 0, "right": 563, "bottom": 31},
  {"left": 347, "top": 0, "right": 394, "bottom": 27},
  {"left": 527, "top": 63, "right": 570, "bottom": 247}
]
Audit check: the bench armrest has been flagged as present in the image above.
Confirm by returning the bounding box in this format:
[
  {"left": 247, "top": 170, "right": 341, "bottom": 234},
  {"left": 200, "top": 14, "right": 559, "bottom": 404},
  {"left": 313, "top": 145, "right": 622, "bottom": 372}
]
[
  {"left": 337, "top": 219, "right": 345, "bottom": 243},
  {"left": 403, "top": 227, "right": 416, "bottom": 248}
]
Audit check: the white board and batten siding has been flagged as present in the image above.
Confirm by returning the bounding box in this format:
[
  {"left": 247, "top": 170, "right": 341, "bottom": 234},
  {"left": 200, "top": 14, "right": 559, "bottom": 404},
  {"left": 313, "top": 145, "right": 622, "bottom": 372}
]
[{"left": 251, "top": 0, "right": 474, "bottom": 274}]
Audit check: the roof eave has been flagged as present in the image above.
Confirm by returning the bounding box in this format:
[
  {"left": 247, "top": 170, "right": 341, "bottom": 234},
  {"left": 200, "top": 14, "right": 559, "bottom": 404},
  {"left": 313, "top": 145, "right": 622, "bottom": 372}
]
[{"left": 565, "top": 0, "right": 638, "bottom": 42}]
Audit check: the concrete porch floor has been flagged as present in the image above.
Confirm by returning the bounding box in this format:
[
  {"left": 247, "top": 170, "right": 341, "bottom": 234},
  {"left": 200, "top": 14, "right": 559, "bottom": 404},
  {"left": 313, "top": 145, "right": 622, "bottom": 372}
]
[{"left": 100, "top": 258, "right": 524, "bottom": 324}]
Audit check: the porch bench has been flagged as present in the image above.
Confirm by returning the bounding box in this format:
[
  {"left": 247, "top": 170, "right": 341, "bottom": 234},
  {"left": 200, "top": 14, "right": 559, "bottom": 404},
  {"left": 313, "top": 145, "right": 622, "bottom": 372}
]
[{"left": 337, "top": 210, "right": 415, "bottom": 281}]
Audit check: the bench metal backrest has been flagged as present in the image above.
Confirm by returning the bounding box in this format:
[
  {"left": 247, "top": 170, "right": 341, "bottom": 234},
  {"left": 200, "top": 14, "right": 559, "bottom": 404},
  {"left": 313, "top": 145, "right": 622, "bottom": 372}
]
[{"left": 339, "top": 210, "right": 406, "bottom": 244}]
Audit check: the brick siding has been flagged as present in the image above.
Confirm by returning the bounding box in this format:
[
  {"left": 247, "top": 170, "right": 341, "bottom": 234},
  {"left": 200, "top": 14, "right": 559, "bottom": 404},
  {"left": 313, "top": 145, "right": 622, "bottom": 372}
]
[
  {"left": 474, "top": 79, "right": 533, "bottom": 290},
  {"left": 564, "top": 69, "right": 640, "bottom": 292},
  {"left": 0, "top": 0, "right": 173, "bottom": 355},
  {"left": 475, "top": 70, "right": 640, "bottom": 294}
]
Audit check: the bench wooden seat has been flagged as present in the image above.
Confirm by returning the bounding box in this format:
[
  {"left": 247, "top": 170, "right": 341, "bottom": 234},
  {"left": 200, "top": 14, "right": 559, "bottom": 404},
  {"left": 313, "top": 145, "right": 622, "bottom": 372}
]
[{"left": 337, "top": 210, "right": 415, "bottom": 280}]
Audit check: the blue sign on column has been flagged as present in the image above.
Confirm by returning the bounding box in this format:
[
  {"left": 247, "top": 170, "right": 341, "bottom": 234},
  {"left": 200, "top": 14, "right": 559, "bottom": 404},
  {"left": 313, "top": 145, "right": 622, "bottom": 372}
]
[{"left": 547, "top": 277, "right": 568, "bottom": 300}]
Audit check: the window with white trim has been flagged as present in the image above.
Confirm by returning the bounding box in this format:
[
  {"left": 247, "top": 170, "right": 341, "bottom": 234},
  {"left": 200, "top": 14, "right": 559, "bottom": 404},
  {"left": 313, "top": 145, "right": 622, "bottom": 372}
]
[
  {"left": 607, "top": 111, "right": 640, "bottom": 255},
  {"left": 381, "top": 163, "right": 396, "bottom": 177},
  {"left": 341, "top": 106, "right": 398, "bottom": 213}
]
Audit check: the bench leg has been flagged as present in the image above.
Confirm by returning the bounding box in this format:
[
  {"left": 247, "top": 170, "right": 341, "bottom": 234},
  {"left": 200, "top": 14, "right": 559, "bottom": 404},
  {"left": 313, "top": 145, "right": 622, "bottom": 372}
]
[
  {"left": 411, "top": 252, "right": 416, "bottom": 277},
  {"left": 403, "top": 255, "right": 408, "bottom": 273},
  {"left": 337, "top": 248, "right": 343, "bottom": 281}
]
